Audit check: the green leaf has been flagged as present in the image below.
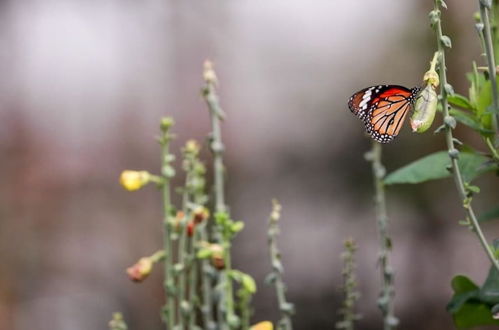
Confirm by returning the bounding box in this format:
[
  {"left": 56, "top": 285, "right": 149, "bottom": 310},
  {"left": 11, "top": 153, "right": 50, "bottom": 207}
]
[
  {"left": 241, "top": 274, "right": 257, "bottom": 294},
  {"left": 385, "top": 152, "right": 449, "bottom": 184},
  {"left": 215, "top": 211, "right": 230, "bottom": 225},
  {"left": 384, "top": 151, "right": 494, "bottom": 185},
  {"left": 452, "top": 275, "right": 479, "bottom": 294},
  {"left": 448, "top": 94, "right": 474, "bottom": 110},
  {"left": 452, "top": 302, "right": 499, "bottom": 328},
  {"left": 196, "top": 248, "right": 213, "bottom": 259},
  {"left": 476, "top": 80, "right": 494, "bottom": 131},
  {"left": 448, "top": 275, "right": 499, "bottom": 328},
  {"left": 449, "top": 108, "right": 495, "bottom": 135},
  {"left": 480, "top": 266, "right": 499, "bottom": 304},
  {"left": 230, "top": 221, "right": 245, "bottom": 233},
  {"left": 478, "top": 205, "right": 499, "bottom": 222}
]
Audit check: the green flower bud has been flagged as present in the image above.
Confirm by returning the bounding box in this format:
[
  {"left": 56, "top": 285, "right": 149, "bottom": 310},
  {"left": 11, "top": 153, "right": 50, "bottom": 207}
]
[{"left": 410, "top": 84, "right": 438, "bottom": 133}]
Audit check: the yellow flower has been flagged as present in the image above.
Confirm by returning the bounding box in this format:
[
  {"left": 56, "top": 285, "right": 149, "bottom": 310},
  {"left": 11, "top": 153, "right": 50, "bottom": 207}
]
[
  {"left": 119, "top": 170, "right": 151, "bottom": 191},
  {"left": 250, "top": 321, "right": 273, "bottom": 330}
]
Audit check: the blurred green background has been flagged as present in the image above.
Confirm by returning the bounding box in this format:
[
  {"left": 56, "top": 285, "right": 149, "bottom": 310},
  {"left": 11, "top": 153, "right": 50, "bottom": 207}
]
[{"left": 1, "top": 1, "right": 498, "bottom": 329}]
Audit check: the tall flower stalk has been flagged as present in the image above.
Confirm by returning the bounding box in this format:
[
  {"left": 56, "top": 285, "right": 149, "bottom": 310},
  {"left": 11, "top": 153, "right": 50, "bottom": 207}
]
[
  {"left": 202, "top": 60, "right": 237, "bottom": 329},
  {"left": 159, "top": 117, "right": 177, "bottom": 329},
  {"left": 335, "top": 238, "right": 361, "bottom": 330},
  {"left": 267, "top": 200, "right": 294, "bottom": 330},
  {"left": 366, "top": 142, "right": 398, "bottom": 330},
  {"left": 431, "top": 0, "right": 499, "bottom": 271}
]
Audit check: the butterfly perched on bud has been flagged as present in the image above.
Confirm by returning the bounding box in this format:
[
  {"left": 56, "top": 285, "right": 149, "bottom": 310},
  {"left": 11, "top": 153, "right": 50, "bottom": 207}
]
[{"left": 348, "top": 85, "right": 421, "bottom": 143}]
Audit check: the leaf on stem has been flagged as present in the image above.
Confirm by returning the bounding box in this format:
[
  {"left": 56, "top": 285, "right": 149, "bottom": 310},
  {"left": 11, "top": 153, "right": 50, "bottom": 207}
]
[
  {"left": 448, "top": 94, "right": 474, "bottom": 110},
  {"left": 384, "top": 151, "right": 497, "bottom": 185},
  {"left": 449, "top": 108, "right": 495, "bottom": 135}
]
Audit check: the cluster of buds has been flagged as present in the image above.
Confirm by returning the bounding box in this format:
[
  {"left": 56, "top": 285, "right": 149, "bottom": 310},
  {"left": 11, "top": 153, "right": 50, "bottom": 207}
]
[
  {"left": 187, "top": 206, "right": 210, "bottom": 237},
  {"left": 197, "top": 242, "right": 225, "bottom": 270},
  {"left": 126, "top": 250, "right": 165, "bottom": 282},
  {"left": 411, "top": 51, "right": 440, "bottom": 133}
]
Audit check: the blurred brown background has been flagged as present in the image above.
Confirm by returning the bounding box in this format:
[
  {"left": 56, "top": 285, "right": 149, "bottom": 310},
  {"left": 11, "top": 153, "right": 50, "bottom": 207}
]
[{"left": 1, "top": 1, "right": 499, "bottom": 329}]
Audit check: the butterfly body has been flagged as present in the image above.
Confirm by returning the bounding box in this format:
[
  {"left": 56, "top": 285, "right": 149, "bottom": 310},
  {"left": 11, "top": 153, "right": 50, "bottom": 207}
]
[{"left": 348, "top": 85, "right": 420, "bottom": 143}]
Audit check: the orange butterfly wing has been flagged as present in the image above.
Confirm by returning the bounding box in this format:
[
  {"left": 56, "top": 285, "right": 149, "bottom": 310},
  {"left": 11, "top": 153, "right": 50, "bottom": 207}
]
[{"left": 348, "top": 85, "right": 419, "bottom": 143}]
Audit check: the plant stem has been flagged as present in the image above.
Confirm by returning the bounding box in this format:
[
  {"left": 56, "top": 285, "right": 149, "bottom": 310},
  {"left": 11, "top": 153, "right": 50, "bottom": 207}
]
[
  {"left": 202, "top": 61, "right": 227, "bottom": 215},
  {"left": 202, "top": 60, "right": 235, "bottom": 329},
  {"left": 335, "top": 239, "right": 361, "bottom": 330},
  {"left": 188, "top": 228, "right": 199, "bottom": 329},
  {"left": 200, "top": 223, "right": 216, "bottom": 329},
  {"left": 159, "top": 118, "right": 176, "bottom": 329},
  {"left": 368, "top": 141, "right": 397, "bottom": 330},
  {"left": 267, "top": 200, "right": 294, "bottom": 330},
  {"left": 433, "top": 0, "right": 499, "bottom": 271},
  {"left": 479, "top": 0, "right": 499, "bottom": 134},
  {"left": 178, "top": 211, "right": 188, "bottom": 328}
]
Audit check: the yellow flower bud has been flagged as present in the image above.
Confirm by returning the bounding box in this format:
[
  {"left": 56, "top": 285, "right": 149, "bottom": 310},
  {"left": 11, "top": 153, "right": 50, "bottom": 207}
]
[
  {"left": 250, "top": 321, "right": 273, "bottom": 330},
  {"left": 126, "top": 257, "right": 153, "bottom": 282},
  {"left": 119, "top": 170, "right": 151, "bottom": 191},
  {"left": 423, "top": 69, "right": 440, "bottom": 88},
  {"left": 185, "top": 139, "right": 201, "bottom": 154},
  {"left": 203, "top": 60, "right": 218, "bottom": 85}
]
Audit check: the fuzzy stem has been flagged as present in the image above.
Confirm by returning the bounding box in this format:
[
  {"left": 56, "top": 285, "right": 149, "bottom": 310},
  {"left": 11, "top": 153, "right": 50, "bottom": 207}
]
[
  {"left": 159, "top": 118, "right": 176, "bottom": 329},
  {"left": 202, "top": 63, "right": 227, "bottom": 215},
  {"left": 479, "top": 1, "right": 499, "bottom": 134},
  {"left": 202, "top": 61, "right": 235, "bottom": 329},
  {"left": 368, "top": 142, "right": 397, "bottom": 330},
  {"left": 200, "top": 224, "right": 216, "bottom": 329},
  {"left": 335, "top": 239, "right": 361, "bottom": 330},
  {"left": 267, "top": 200, "right": 294, "bottom": 330},
  {"left": 188, "top": 229, "right": 199, "bottom": 329},
  {"left": 238, "top": 293, "right": 251, "bottom": 330},
  {"left": 178, "top": 212, "right": 188, "bottom": 327},
  {"left": 433, "top": 0, "right": 499, "bottom": 271}
]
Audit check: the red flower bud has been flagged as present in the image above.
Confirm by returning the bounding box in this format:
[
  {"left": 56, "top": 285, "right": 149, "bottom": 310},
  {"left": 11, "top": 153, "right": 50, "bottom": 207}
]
[
  {"left": 187, "top": 221, "right": 195, "bottom": 237},
  {"left": 193, "top": 206, "right": 210, "bottom": 224},
  {"left": 126, "top": 257, "right": 153, "bottom": 282}
]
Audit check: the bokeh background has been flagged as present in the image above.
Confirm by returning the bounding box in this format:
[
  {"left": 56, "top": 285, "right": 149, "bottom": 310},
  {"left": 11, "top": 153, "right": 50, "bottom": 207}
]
[{"left": 1, "top": 1, "right": 499, "bottom": 329}]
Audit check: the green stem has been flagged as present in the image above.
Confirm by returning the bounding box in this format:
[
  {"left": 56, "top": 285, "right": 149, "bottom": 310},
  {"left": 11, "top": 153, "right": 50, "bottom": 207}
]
[
  {"left": 202, "top": 61, "right": 235, "bottom": 329},
  {"left": 268, "top": 200, "right": 294, "bottom": 330},
  {"left": 335, "top": 239, "right": 360, "bottom": 330},
  {"left": 486, "top": 137, "right": 499, "bottom": 161},
  {"left": 369, "top": 142, "right": 397, "bottom": 330},
  {"left": 222, "top": 240, "right": 236, "bottom": 329},
  {"left": 434, "top": 0, "right": 499, "bottom": 271},
  {"left": 188, "top": 228, "right": 199, "bottom": 329},
  {"left": 479, "top": 1, "right": 499, "bottom": 134},
  {"left": 160, "top": 118, "right": 176, "bottom": 329},
  {"left": 200, "top": 224, "right": 216, "bottom": 329},
  {"left": 177, "top": 213, "right": 188, "bottom": 328}
]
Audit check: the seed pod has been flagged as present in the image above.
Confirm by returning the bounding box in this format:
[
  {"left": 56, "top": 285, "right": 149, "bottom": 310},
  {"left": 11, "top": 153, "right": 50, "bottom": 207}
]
[{"left": 410, "top": 84, "right": 438, "bottom": 133}]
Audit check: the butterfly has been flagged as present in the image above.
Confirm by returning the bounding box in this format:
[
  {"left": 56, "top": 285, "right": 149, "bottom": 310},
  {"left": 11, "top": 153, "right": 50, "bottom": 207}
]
[{"left": 348, "top": 85, "right": 421, "bottom": 143}]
